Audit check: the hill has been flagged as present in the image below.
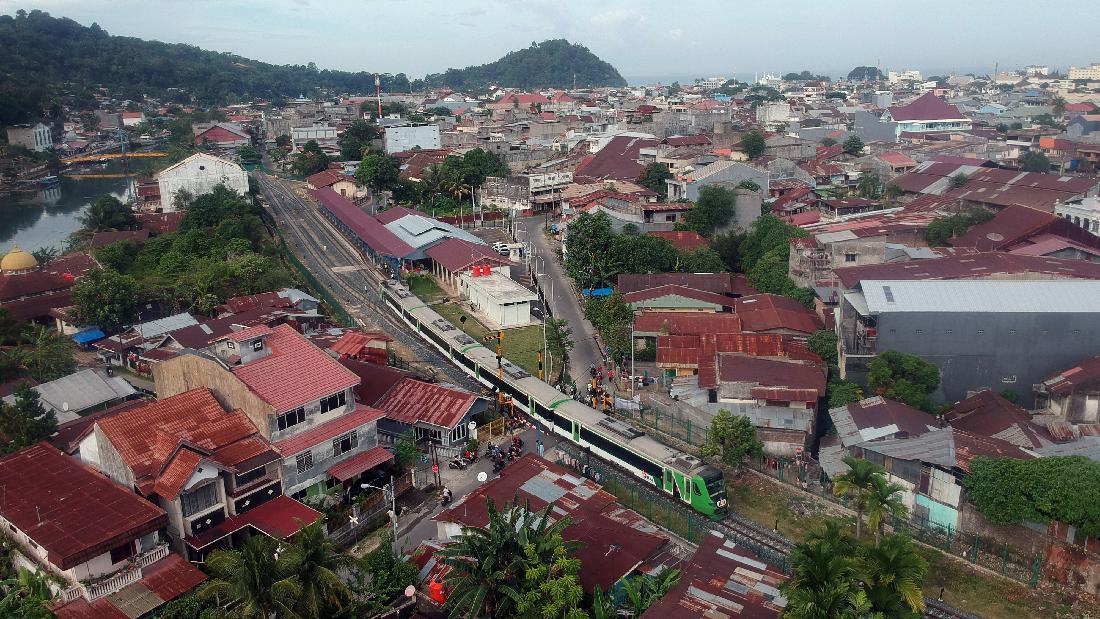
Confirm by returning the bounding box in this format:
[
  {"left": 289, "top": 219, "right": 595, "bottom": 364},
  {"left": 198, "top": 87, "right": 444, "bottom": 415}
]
[
  {"left": 414, "top": 39, "right": 626, "bottom": 90},
  {"left": 0, "top": 10, "right": 412, "bottom": 125}
]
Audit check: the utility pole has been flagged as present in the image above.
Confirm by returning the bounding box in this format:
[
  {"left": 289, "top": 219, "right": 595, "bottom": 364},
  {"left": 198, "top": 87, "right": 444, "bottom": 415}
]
[{"left": 374, "top": 74, "right": 383, "bottom": 119}]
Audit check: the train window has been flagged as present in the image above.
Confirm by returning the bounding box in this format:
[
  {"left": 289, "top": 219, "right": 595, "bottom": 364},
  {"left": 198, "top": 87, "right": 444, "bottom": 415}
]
[
  {"left": 401, "top": 310, "right": 414, "bottom": 324},
  {"left": 384, "top": 295, "right": 399, "bottom": 310},
  {"left": 579, "top": 428, "right": 661, "bottom": 478},
  {"left": 459, "top": 353, "right": 475, "bottom": 371}
]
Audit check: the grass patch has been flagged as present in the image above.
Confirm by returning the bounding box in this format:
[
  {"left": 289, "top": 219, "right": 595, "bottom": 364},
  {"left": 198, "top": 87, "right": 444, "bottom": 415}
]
[
  {"left": 405, "top": 273, "right": 446, "bottom": 303},
  {"left": 434, "top": 302, "right": 546, "bottom": 378},
  {"left": 728, "top": 473, "right": 836, "bottom": 542}
]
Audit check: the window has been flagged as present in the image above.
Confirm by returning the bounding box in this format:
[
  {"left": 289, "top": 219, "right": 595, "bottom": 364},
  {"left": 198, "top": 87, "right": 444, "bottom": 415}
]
[
  {"left": 296, "top": 451, "right": 314, "bottom": 474},
  {"left": 320, "top": 391, "right": 347, "bottom": 414},
  {"left": 844, "top": 253, "right": 857, "bottom": 263},
  {"left": 181, "top": 483, "right": 218, "bottom": 517},
  {"left": 277, "top": 408, "right": 305, "bottom": 431},
  {"left": 332, "top": 431, "right": 358, "bottom": 457},
  {"left": 252, "top": 339, "right": 264, "bottom": 352},
  {"left": 235, "top": 466, "right": 267, "bottom": 487},
  {"left": 226, "top": 341, "right": 236, "bottom": 350},
  {"left": 110, "top": 541, "right": 136, "bottom": 564}
]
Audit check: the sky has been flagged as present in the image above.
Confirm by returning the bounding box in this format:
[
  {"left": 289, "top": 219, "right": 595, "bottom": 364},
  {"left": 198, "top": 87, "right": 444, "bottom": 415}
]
[{"left": 3, "top": 0, "right": 1098, "bottom": 83}]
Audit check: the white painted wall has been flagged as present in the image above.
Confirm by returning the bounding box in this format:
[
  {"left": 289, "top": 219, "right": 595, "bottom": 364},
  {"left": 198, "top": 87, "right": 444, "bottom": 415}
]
[{"left": 157, "top": 153, "right": 249, "bottom": 211}]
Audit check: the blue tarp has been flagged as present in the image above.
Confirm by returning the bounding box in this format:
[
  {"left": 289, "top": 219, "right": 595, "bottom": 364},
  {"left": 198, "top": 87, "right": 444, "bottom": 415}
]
[
  {"left": 582, "top": 287, "right": 613, "bottom": 297},
  {"left": 72, "top": 329, "right": 106, "bottom": 344}
]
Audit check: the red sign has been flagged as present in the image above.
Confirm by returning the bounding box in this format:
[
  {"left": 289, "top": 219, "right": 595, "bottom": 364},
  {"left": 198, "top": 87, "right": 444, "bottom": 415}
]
[{"left": 432, "top": 464, "right": 439, "bottom": 473}]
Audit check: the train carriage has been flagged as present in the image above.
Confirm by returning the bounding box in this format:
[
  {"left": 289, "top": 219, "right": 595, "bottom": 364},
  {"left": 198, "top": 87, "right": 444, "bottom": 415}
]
[{"left": 380, "top": 280, "right": 729, "bottom": 519}]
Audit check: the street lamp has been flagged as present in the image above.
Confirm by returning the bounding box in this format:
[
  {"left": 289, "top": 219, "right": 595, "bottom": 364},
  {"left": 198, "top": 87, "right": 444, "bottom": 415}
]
[{"left": 361, "top": 477, "right": 398, "bottom": 544}]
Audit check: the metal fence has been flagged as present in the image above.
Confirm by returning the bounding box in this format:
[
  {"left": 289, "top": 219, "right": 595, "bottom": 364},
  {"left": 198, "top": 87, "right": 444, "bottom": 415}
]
[
  {"left": 276, "top": 236, "right": 357, "bottom": 328},
  {"left": 609, "top": 404, "right": 710, "bottom": 447},
  {"left": 746, "top": 455, "right": 1045, "bottom": 588}
]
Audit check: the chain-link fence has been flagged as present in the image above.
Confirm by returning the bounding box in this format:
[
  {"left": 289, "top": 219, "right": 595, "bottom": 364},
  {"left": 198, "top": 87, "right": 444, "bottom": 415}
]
[{"left": 609, "top": 404, "right": 710, "bottom": 447}]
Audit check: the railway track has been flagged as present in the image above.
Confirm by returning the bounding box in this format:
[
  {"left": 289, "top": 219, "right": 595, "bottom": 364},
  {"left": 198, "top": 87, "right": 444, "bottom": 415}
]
[{"left": 255, "top": 173, "right": 475, "bottom": 390}]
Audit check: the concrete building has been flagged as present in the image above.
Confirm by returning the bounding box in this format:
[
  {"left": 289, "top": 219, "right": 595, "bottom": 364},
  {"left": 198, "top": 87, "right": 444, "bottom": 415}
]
[
  {"left": 458, "top": 270, "right": 538, "bottom": 328},
  {"left": 481, "top": 172, "right": 573, "bottom": 213},
  {"left": 1055, "top": 197, "right": 1100, "bottom": 235},
  {"left": 6, "top": 122, "right": 53, "bottom": 152},
  {"left": 838, "top": 279, "right": 1100, "bottom": 406},
  {"left": 384, "top": 124, "right": 441, "bottom": 154},
  {"left": 887, "top": 69, "right": 923, "bottom": 84},
  {"left": 291, "top": 124, "right": 338, "bottom": 148},
  {"left": 755, "top": 102, "right": 791, "bottom": 127},
  {"left": 156, "top": 152, "right": 249, "bottom": 211},
  {"left": 1068, "top": 63, "right": 1100, "bottom": 81}
]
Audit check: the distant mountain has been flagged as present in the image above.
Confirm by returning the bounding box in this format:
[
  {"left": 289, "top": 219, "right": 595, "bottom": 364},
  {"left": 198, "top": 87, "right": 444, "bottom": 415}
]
[
  {"left": 415, "top": 40, "right": 627, "bottom": 90},
  {"left": 0, "top": 10, "right": 411, "bottom": 125}
]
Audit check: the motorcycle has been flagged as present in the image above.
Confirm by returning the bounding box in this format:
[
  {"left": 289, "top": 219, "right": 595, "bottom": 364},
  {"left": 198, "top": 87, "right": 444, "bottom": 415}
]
[
  {"left": 447, "top": 456, "right": 467, "bottom": 470},
  {"left": 440, "top": 489, "right": 453, "bottom": 507}
]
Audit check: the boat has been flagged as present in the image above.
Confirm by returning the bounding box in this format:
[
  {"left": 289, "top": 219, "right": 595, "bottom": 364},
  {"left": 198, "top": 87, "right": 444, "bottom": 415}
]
[{"left": 37, "top": 175, "right": 61, "bottom": 187}]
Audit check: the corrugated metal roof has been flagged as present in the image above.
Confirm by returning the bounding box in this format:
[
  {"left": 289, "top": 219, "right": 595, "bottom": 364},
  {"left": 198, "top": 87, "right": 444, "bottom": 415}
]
[
  {"left": 10, "top": 368, "right": 137, "bottom": 421},
  {"left": 860, "top": 279, "right": 1100, "bottom": 314}
]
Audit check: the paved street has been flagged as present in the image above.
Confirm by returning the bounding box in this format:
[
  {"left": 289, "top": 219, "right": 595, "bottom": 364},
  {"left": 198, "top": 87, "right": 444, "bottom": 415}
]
[
  {"left": 515, "top": 215, "right": 605, "bottom": 388},
  {"left": 393, "top": 426, "right": 562, "bottom": 553}
]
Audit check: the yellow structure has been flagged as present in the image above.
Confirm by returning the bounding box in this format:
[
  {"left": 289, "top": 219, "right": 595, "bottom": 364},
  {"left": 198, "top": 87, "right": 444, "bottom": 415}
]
[{"left": 0, "top": 246, "right": 39, "bottom": 273}]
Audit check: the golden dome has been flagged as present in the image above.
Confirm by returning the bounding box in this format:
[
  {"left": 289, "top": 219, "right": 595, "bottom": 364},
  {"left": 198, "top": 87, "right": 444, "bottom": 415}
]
[{"left": 1, "top": 246, "right": 39, "bottom": 273}]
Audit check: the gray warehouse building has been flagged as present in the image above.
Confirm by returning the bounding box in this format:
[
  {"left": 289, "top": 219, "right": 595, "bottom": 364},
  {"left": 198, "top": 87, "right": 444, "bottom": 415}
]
[{"left": 838, "top": 279, "right": 1100, "bottom": 406}]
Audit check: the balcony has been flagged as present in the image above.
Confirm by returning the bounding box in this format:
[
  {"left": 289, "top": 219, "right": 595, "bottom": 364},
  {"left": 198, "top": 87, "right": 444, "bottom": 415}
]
[{"left": 59, "top": 543, "right": 169, "bottom": 603}]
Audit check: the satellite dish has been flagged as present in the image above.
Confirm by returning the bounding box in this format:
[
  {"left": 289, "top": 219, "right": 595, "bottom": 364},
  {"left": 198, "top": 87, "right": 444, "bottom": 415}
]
[
  {"left": 477, "top": 472, "right": 488, "bottom": 483},
  {"left": 62, "top": 402, "right": 69, "bottom": 412},
  {"left": 404, "top": 585, "right": 416, "bottom": 598},
  {"left": 985, "top": 232, "right": 1005, "bottom": 242}
]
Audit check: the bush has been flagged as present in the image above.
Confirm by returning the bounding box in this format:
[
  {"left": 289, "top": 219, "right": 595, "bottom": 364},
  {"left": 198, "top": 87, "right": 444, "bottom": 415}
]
[{"left": 964, "top": 456, "right": 1100, "bottom": 537}]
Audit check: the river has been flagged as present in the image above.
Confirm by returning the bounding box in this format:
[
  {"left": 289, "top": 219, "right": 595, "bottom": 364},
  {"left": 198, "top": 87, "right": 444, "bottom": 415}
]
[{"left": 0, "top": 171, "right": 133, "bottom": 253}]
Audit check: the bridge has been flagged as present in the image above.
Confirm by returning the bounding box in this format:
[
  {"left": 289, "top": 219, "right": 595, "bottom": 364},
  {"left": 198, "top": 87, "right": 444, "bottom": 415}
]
[{"left": 61, "top": 151, "right": 167, "bottom": 165}]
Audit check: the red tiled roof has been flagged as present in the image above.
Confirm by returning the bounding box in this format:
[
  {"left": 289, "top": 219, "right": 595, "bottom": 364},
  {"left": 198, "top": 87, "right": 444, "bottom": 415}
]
[
  {"left": 339, "top": 359, "right": 414, "bottom": 406},
  {"left": 646, "top": 230, "right": 709, "bottom": 251},
  {"left": 224, "top": 291, "right": 292, "bottom": 313},
  {"left": 224, "top": 324, "right": 274, "bottom": 342},
  {"left": 185, "top": 495, "right": 321, "bottom": 549},
  {"left": 0, "top": 444, "right": 166, "bottom": 570},
  {"left": 139, "top": 553, "right": 208, "bottom": 602},
  {"left": 436, "top": 454, "right": 667, "bottom": 593},
  {"left": 54, "top": 598, "right": 130, "bottom": 619},
  {"left": 635, "top": 311, "right": 742, "bottom": 336},
  {"left": 329, "top": 330, "right": 393, "bottom": 357},
  {"left": 842, "top": 397, "right": 936, "bottom": 439},
  {"left": 734, "top": 294, "right": 822, "bottom": 334},
  {"left": 376, "top": 378, "right": 478, "bottom": 430},
  {"left": 312, "top": 188, "right": 415, "bottom": 258},
  {"left": 327, "top": 446, "right": 394, "bottom": 482},
  {"left": 90, "top": 229, "right": 150, "bottom": 249},
  {"left": 943, "top": 390, "right": 1047, "bottom": 449},
  {"left": 1040, "top": 355, "right": 1100, "bottom": 396},
  {"left": 306, "top": 169, "right": 348, "bottom": 189},
  {"left": 0, "top": 270, "right": 72, "bottom": 302},
  {"left": 834, "top": 250, "right": 1100, "bottom": 289},
  {"left": 573, "top": 135, "right": 659, "bottom": 182},
  {"left": 96, "top": 388, "right": 271, "bottom": 497},
  {"left": 888, "top": 93, "right": 968, "bottom": 122},
  {"left": 137, "top": 212, "right": 185, "bottom": 234},
  {"left": 232, "top": 324, "right": 360, "bottom": 413},
  {"left": 425, "top": 237, "right": 512, "bottom": 272},
  {"left": 274, "top": 404, "right": 385, "bottom": 456},
  {"left": 878, "top": 151, "right": 918, "bottom": 168}
]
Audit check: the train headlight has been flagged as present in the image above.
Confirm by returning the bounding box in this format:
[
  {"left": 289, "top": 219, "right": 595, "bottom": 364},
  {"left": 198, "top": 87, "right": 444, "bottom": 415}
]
[{"left": 716, "top": 499, "right": 727, "bottom": 508}]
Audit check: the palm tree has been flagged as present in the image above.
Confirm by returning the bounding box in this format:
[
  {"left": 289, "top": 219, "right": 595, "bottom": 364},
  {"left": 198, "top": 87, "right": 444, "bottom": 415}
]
[
  {"left": 199, "top": 535, "right": 302, "bottom": 619},
  {"left": 0, "top": 568, "right": 54, "bottom": 619},
  {"left": 620, "top": 568, "right": 681, "bottom": 616},
  {"left": 865, "top": 477, "right": 907, "bottom": 546},
  {"left": 858, "top": 534, "right": 927, "bottom": 618},
  {"left": 21, "top": 325, "right": 75, "bottom": 382},
  {"left": 832, "top": 456, "right": 883, "bottom": 540},
  {"left": 856, "top": 173, "right": 881, "bottom": 199},
  {"left": 439, "top": 500, "right": 575, "bottom": 619},
  {"left": 782, "top": 532, "right": 862, "bottom": 619},
  {"left": 283, "top": 520, "right": 355, "bottom": 618}
]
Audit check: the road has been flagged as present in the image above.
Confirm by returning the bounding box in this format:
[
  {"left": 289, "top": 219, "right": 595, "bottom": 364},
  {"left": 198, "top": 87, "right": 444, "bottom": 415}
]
[
  {"left": 515, "top": 215, "right": 604, "bottom": 388},
  {"left": 255, "top": 172, "right": 476, "bottom": 390}
]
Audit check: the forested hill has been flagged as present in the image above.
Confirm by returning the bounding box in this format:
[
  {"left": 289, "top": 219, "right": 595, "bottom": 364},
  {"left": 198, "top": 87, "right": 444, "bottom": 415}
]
[
  {"left": 415, "top": 40, "right": 627, "bottom": 90},
  {"left": 0, "top": 10, "right": 412, "bottom": 124}
]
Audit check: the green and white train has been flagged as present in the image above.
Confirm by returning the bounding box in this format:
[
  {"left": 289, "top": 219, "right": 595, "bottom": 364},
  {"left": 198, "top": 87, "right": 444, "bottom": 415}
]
[{"left": 380, "top": 280, "right": 729, "bottom": 519}]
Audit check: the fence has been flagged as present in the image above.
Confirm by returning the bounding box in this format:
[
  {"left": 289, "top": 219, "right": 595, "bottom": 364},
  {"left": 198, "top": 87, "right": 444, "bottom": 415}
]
[
  {"left": 276, "top": 236, "right": 357, "bottom": 327},
  {"left": 475, "top": 418, "right": 507, "bottom": 444},
  {"left": 552, "top": 443, "right": 791, "bottom": 573},
  {"left": 328, "top": 493, "right": 391, "bottom": 548},
  {"left": 609, "top": 404, "right": 710, "bottom": 448},
  {"left": 746, "top": 455, "right": 1046, "bottom": 588}
]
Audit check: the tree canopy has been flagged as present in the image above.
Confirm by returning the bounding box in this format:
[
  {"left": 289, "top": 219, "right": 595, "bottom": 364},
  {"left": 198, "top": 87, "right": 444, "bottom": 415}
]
[
  {"left": 0, "top": 383, "right": 57, "bottom": 454},
  {"left": 925, "top": 209, "right": 994, "bottom": 246},
  {"left": 1020, "top": 150, "right": 1052, "bottom": 173},
  {"left": 842, "top": 135, "right": 864, "bottom": 156},
  {"left": 963, "top": 456, "right": 1100, "bottom": 537},
  {"left": 741, "top": 131, "right": 767, "bottom": 160},
  {"left": 416, "top": 39, "right": 626, "bottom": 90},
  {"left": 0, "top": 9, "right": 412, "bottom": 123},
  {"left": 783, "top": 71, "right": 830, "bottom": 82},
  {"left": 681, "top": 185, "right": 738, "bottom": 236},
  {"left": 737, "top": 215, "right": 814, "bottom": 307},
  {"left": 701, "top": 410, "right": 763, "bottom": 468},
  {"left": 847, "top": 66, "right": 884, "bottom": 81},
  {"left": 80, "top": 195, "right": 137, "bottom": 232},
  {"left": 867, "top": 350, "right": 940, "bottom": 412},
  {"left": 637, "top": 162, "right": 673, "bottom": 199},
  {"left": 337, "top": 119, "right": 381, "bottom": 161}
]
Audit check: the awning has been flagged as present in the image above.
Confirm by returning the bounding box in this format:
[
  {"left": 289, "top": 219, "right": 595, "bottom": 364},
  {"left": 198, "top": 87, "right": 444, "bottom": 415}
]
[
  {"left": 184, "top": 495, "right": 322, "bottom": 549},
  {"left": 72, "top": 329, "right": 106, "bottom": 344},
  {"left": 327, "top": 446, "right": 394, "bottom": 482}
]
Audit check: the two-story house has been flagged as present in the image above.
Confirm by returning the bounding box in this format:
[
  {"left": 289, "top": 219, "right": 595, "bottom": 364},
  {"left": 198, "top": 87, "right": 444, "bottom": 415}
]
[
  {"left": 152, "top": 323, "right": 391, "bottom": 504},
  {"left": 0, "top": 444, "right": 206, "bottom": 618},
  {"left": 77, "top": 387, "right": 321, "bottom": 562}
]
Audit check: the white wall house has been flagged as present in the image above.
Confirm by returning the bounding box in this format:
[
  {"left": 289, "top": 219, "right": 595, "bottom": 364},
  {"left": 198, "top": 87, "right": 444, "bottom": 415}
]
[
  {"left": 291, "top": 124, "right": 338, "bottom": 148},
  {"left": 458, "top": 271, "right": 538, "bottom": 328},
  {"left": 157, "top": 152, "right": 249, "bottom": 211},
  {"left": 6, "top": 122, "right": 53, "bottom": 152},
  {"left": 384, "top": 124, "right": 441, "bottom": 154}
]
